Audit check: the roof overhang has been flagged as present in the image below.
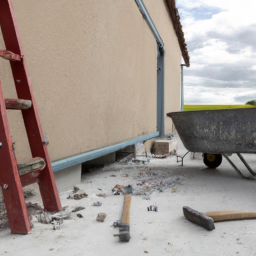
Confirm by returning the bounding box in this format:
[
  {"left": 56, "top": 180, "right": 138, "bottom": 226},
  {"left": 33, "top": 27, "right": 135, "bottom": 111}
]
[{"left": 165, "top": 0, "right": 190, "bottom": 67}]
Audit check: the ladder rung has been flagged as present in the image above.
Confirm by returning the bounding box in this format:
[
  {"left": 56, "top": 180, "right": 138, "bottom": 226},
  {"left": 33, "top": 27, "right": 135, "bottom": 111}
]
[
  {"left": 0, "top": 50, "right": 22, "bottom": 61},
  {"left": 18, "top": 157, "right": 46, "bottom": 176},
  {"left": 20, "top": 170, "right": 41, "bottom": 187},
  {"left": 5, "top": 98, "right": 32, "bottom": 110}
]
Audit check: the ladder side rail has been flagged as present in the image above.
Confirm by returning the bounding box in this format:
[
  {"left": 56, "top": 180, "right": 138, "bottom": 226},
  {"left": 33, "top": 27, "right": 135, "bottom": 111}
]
[
  {"left": 0, "top": 80, "right": 31, "bottom": 233},
  {"left": 0, "top": 0, "right": 61, "bottom": 211}
]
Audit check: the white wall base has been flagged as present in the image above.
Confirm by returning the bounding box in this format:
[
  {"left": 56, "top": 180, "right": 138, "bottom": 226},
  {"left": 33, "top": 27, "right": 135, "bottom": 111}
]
[{"left": 54, "top": 164, "right": 81, "bottom": 192}]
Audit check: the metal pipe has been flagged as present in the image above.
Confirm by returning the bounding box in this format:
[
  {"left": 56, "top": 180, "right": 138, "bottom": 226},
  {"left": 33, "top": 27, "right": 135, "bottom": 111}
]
[
  {"left": 222, "top": 154, "right": 247, "bottom": 179},
  {"left": 157, "top": 48, "right": 165, "bottom": 136},
  {"left": 236, "top": 153, "right": 256, "bottom": 175},
  {"left": 52, "top": 131, "right": 159, "bottom": 172},
  {"left": 135, "top": 0, "right": 165, "bottom": 136},
  {"left": 222, "top": 154, "right": 256, "bottom": 180},
  {"left": 135, "top": 0, "right": 164, "bottom": 52}
]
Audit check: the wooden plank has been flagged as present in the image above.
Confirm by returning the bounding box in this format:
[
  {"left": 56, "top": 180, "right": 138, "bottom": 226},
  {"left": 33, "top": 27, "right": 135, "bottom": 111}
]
[{"left": 5, "top": 98, "right": 32, "bottom": 110}]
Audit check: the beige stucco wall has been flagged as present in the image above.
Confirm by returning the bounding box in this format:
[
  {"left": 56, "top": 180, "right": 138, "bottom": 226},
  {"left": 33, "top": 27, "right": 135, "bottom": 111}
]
[
  {"left": 0, "top": 0, "right": 181, "bottom": 164},
  {"left": 144, "top": 0, "right": 182, "bottom": 134},
  {"left": 0, "top": 0, "right": 158, "bottom": 163}
]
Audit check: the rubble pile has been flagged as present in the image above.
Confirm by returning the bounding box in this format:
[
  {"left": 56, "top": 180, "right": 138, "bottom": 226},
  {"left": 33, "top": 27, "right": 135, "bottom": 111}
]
[
  {"left": 67, "top": 186, "right": 88, "bottom": 200},
  {"left": 132, "top": 167, "right": 184, "bottom": 199}
]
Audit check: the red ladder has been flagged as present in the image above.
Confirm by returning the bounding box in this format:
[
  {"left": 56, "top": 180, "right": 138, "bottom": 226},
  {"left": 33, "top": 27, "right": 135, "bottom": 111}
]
[{"left": 0, "top": 0, "right": 62, "bottom": 234}]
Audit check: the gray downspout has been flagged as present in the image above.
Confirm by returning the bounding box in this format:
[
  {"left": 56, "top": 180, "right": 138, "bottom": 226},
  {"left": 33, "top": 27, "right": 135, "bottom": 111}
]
[
  {"left": 135, "top": 0, "right": 164, "bottom": 52},
  {"left": 181, "top": 64, "right": 186, "bottom": 111},
  {"left": 135, "top": 0, "right": 165, "bottom": 136},
  {"left": 157, "top": 49, "right": 165, "bottom": 136}
]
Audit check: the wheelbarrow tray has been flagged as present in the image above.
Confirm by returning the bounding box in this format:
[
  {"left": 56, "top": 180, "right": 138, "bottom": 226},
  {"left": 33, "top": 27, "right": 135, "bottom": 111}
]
[{"left": 167, "top": 108, "right": 256, "bottom": 154}]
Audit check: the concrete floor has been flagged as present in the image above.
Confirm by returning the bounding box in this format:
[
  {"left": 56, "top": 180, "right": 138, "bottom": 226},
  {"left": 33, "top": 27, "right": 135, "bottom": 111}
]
[{"left": 1, "top": 139, "right": 256, "bottom": 255}]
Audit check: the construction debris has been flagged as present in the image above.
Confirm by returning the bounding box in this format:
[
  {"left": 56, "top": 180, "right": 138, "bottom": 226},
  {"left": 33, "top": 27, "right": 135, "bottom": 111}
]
[
  {"left": 132, "top": 168, "right": 184, "bottom": 199},
  {"left": 92, "top": 201, "right": 102, "bottom": 206},
  {"left": 37, "top": 212, "right": 52, "bottom": 224},
  {"left": 73, "top": 186, "right": 80, "bottom": 193},
  {"left": 66, "top": 186, "right": 88, "bottom": 200},
  {"left": 147, "top": 203, "right": 158, "bottom": 212},
  {"left": 132, "top": 157, "right": 149, "bottom": 164},
  {"left": 112, "top": 184, "right": 124, "bottom": 195},
  {"left": 67, "top": 190, "right": 88, "bottom": 200},
  {"left": 113, "top": 189, "right": 121, "bottom": 195},
  {"left": 23, "top": 189, "right": 36, "bottom": 198},
  {"left": 96, "top": 213, "right": 107, "bottom": 222},
  {"left": 96, "top": 188, "right": 106, "bottom": 197},
  {"left": 26, "top": 202, "right": 44, "bottom": 216},
  {"left": 52, "top": 219, "right": 64, "bottom": 230},
  {"left": 96, "top": 193, "right": 106, "bottom": 197},
  {"left": 113, "top": 184, "right": 124, "bottom": 190},
  {"left": 52, "top": 209, "right": 72, "bottom": 220},
  {"left": 72, "top": 206, "right": 85, "bottom": 212},
  {"left": 0, "top": 197, "right": 8, "bottom": 230},
  {"left": 172, "top": 187, "right": 177, "bottom": 193},
  {"left": 0, "top": 218, "right": 9, "bottom": 231},
  {"left": 37, "top": 209, "right": 72, "bottom": 224}
]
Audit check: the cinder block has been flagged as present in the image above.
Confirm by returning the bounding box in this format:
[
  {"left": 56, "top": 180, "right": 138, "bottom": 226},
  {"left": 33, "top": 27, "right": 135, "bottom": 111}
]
[{"left": 153, "top": 139, "right": 177, "bottom": 155}]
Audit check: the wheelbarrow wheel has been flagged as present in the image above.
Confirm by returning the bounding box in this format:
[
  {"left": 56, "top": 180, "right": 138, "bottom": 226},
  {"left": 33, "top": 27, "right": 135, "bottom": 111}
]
[{"left": 203, "top": 153, "right": 222, "bottom": 168}]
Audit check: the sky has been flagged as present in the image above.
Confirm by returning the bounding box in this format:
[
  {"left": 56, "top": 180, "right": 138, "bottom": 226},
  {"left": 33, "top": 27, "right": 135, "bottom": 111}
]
[{"left": 176, "top": 0, "right": 256, "bottom": 105}]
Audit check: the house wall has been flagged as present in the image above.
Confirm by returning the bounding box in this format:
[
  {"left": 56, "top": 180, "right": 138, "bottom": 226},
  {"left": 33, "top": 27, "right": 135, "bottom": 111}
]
[
  {"left": 0, "top": 0, "right": 181, "bottom": 165},
  {"left": 0, "top": 0, "right": 158, "bottom": 163},
  {"left": 144, "top": 0, "right": 182, "bottom": 134}
]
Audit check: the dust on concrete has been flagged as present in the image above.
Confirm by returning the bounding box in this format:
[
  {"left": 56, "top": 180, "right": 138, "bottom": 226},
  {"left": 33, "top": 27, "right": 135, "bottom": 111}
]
[{"left": 1, "top": 138, "right": 256, "bottom": 255}]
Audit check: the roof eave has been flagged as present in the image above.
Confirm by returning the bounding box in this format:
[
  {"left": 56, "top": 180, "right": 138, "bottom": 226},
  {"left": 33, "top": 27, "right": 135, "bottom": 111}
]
[{"left": 165, "top": 0, "right": 190, "bottom": 67}]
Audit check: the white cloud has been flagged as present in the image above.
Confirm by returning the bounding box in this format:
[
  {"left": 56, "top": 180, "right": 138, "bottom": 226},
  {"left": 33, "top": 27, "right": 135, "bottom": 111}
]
[
  {"left": 248, "top": 65, "right": 256, "bottom": 70},
  {"left": 176, "top": 0, "right": 256, "bottom": 104},
  {"left": 185, "top": 85, "right": 256, "bottom": 105}
]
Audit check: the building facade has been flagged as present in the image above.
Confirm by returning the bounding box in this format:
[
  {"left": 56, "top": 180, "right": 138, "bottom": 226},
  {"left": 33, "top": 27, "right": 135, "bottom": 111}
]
[{"left": 0, "top": 0, "right": 189, "bottom": 190}]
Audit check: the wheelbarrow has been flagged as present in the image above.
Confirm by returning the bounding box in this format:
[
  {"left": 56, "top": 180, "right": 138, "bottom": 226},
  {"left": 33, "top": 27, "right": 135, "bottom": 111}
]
[{"left": 167, "top": 108, "right": 256, "bottom": 179}]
